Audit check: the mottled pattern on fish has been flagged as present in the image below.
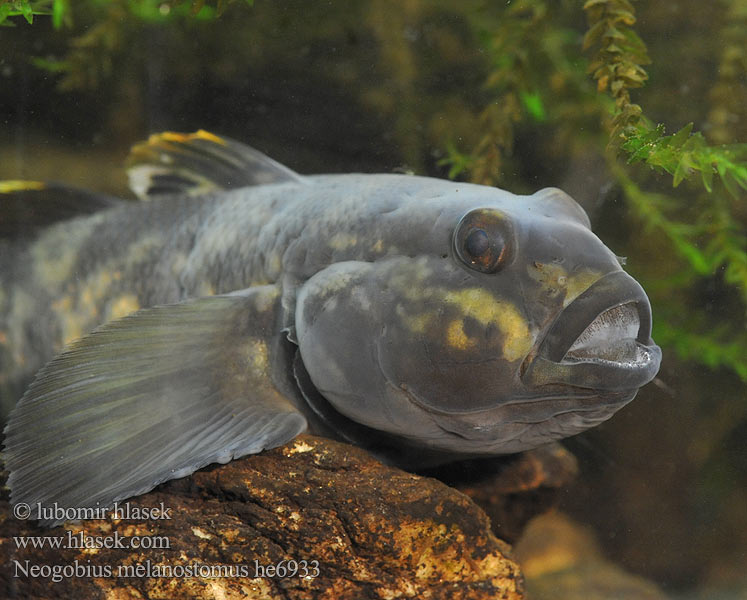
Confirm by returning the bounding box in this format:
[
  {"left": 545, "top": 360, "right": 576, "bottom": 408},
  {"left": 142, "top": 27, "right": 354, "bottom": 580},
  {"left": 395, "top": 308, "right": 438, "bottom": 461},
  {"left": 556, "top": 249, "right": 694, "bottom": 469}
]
[
  {"left": 2, "top": 176, "right": 598, "bottom": 388},
  {"left": 0, "top": 132, "right": 661, "bottom": 524}
]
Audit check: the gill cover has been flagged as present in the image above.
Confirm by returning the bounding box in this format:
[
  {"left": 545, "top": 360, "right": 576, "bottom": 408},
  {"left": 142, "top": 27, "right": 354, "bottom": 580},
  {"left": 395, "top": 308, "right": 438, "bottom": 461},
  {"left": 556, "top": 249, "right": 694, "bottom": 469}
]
[
  {"left": 293, "top": 249, "right": 537, "bottom": 448},
  {"left": 295, "top": 260, "right": 429, "bottom": 440}
]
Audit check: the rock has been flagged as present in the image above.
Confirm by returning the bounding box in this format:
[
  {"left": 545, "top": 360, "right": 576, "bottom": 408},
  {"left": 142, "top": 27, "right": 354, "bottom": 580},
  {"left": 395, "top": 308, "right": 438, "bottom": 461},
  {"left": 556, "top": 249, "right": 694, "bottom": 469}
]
[
  {"left": 1, "top": 435, "right": 525, "bottom": 600},
  {"left": 513, "top": 511, "right": 668, "bottom": 600},
  {"left": 434, "top": 444, "right": 579, "bottom": 543}
]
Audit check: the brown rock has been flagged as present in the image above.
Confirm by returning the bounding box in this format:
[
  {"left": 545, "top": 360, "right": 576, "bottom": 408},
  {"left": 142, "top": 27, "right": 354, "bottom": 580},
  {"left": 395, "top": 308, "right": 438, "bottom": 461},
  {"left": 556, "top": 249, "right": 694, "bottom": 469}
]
[
  {"left": 434, "top": 444, "right": 579, "bottom": 543},
  {"left": 514, "top": 511, "right": 668, "bottom": 600},
  {"left": 1, "top": 435, "right": 525, "bottom": 600}
]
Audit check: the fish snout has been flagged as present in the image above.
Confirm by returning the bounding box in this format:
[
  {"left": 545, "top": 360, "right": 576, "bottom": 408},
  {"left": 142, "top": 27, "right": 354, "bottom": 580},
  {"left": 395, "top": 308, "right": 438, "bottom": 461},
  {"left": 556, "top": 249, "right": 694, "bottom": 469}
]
[{"left": 522, "top": 270, "right": 662, "bottom": 393}]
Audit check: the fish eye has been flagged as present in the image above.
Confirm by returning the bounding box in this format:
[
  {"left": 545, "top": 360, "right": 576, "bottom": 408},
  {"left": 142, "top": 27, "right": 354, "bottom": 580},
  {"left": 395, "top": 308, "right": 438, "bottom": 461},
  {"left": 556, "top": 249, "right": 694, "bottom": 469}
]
[
  {"left": 465, "top": 229, "right": 490, "bottom": 257},
  {"left": 453, "top": 209, "right": 511, "bottom": 273}
]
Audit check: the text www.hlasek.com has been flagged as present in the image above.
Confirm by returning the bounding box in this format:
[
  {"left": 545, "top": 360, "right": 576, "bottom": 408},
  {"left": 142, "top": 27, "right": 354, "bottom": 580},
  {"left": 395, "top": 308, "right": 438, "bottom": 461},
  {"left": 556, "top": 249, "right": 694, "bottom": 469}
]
[{"left": 13, "top": 530, "right": 170, "bottom": 550}]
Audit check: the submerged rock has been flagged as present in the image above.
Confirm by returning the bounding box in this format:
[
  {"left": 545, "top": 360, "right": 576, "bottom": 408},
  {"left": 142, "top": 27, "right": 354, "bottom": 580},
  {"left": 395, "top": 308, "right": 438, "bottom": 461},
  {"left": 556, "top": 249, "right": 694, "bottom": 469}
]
[
  {"left": 1, "top": 435, "right": 525, "bottom": 599},
  {"left": 443, "top": 443, "right": 579, "bottom": 543},
  {"left": 514, "top": 511, "right": 668, "bottom": 600}
]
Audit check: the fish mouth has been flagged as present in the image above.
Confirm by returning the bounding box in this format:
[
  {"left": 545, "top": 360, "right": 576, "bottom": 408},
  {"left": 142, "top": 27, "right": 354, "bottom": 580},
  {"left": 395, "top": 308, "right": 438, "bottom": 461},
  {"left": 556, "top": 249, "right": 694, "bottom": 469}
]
[{"left": 523, "top": 270, "right": 662, "bottom": 393}]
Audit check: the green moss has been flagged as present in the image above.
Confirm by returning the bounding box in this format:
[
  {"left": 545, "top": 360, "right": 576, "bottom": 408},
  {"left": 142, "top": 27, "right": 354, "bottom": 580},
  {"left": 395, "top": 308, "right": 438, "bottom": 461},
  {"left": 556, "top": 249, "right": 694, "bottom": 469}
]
[{"left": 582, "top": 1, "right": 746, "bottom": 383}]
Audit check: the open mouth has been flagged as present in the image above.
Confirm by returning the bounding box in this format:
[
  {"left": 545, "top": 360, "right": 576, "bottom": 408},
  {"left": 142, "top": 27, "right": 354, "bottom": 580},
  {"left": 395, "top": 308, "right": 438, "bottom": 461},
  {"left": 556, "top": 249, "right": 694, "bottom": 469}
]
[
  {"left": 564, "top": 302, "right": 652, "bottom": 366},
  {"left": 523, "top": 271, "right": 662, "bottom": 392}
]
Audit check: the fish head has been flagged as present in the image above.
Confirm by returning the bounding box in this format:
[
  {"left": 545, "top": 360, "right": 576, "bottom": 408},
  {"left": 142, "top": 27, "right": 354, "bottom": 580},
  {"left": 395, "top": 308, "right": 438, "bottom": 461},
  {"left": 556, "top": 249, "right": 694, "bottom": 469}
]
[{"left": 295, "top": 182, "right": 661, "bottom": 457}]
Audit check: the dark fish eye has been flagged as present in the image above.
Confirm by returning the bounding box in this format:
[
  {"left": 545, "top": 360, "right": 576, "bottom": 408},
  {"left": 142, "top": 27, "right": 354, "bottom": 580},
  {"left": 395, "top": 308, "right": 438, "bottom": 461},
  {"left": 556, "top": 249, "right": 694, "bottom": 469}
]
[
  {"left": 453, "top": 209, "right": 512, "bottom": 273},
  {"left": 464, "top": 229, "right": 490, "bottom": 258}
]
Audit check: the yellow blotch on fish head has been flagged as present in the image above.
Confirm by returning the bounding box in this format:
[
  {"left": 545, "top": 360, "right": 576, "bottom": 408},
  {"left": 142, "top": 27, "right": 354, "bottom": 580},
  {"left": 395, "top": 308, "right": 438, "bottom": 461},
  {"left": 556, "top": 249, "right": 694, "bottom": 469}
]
[
  {"left": 529, "top": 263, "right": 602, "bottom": 307},
  {"left": 563, "top": 269, "right": 602, "bottom": 307},
  {"left": 392, "top": 268, "right": 438, "bottom": 334},
  {"left": 390, "top": 262, "right": 434, "bottom": 303},
  {"left": 446, "top": 319, "right": 477, "bottom": 351},
  {"left": 399, "top": 308, "right": 435, "bottom": 334},
  {"left": 442, "top": 288, "right": 532, "bottom": 362}
]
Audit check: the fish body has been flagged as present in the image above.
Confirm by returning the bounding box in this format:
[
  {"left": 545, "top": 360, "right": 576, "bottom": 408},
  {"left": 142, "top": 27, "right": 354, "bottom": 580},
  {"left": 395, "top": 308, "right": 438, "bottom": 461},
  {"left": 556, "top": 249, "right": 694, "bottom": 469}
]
[{"left": 1, "top": 132, "right": 661, "bottom": 523}]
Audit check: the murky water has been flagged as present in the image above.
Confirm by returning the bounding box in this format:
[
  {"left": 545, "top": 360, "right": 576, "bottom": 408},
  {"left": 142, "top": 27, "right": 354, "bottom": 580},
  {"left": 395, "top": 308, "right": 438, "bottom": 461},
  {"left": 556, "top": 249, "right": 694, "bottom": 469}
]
[{"left": 1, "top": 2, "right": 745, "bottom": 598}]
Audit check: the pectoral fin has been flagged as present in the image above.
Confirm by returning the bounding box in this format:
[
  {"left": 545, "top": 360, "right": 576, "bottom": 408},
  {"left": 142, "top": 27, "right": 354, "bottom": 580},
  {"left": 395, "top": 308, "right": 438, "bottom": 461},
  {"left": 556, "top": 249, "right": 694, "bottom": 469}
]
[{"left": 3, "top": 285, "right": 306, "bottom": 525}]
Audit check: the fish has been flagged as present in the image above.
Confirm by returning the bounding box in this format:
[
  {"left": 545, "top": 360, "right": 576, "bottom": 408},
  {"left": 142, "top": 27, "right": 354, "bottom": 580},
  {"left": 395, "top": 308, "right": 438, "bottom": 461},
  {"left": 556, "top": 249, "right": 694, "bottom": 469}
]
[{"left": 1, "top": 131, "right": 662, "bottom": 524}]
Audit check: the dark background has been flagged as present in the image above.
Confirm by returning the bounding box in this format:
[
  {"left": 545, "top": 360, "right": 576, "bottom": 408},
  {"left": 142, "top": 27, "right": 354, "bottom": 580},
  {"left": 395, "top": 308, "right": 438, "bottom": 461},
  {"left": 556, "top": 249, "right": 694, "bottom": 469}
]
[{"left": 1, "top": 1, "right": 745, "bottom": 597}]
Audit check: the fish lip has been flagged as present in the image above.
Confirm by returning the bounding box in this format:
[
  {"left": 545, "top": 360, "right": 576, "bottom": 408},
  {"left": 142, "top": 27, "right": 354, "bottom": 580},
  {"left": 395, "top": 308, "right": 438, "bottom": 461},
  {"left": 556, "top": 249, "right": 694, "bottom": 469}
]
[{"left": 522, "top": 270, "right": 662, "bottom": 392}]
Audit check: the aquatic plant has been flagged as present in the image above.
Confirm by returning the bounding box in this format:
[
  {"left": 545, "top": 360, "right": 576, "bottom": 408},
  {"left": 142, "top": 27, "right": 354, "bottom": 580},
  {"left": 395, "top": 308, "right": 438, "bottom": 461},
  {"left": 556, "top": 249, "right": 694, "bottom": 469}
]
[
  {"left": 440, "top": 1, "right": 548, "bottom": 185},
  {"left": 0, "top": 1, "right": 63, "bottom": 27},
  {"left": 582, "top": 0, "right": 747, "bottom": 379},
  {"left": 0, "top": 0, "right": 252, "bottom": 27},
  {"left": 1, "top": 0, "right": 255, "bottom": 90}
]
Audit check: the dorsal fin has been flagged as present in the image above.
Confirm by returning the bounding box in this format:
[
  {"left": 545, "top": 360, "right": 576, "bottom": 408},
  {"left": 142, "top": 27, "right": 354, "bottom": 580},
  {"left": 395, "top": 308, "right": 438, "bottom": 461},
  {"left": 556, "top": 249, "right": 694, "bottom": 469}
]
[
  {"left": 126, "top": 130, "right": 307, "bottom": 200},
  {"left": 0, "top": 181, "right": 120, "bottom": 239}
]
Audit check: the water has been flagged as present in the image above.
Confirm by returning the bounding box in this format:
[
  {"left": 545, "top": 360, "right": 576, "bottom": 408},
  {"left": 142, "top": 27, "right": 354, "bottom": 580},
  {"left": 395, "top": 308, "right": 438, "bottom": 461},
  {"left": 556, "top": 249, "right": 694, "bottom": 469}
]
[{"left": 0, "top": 2, "right": 745, "bottom": 599}]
